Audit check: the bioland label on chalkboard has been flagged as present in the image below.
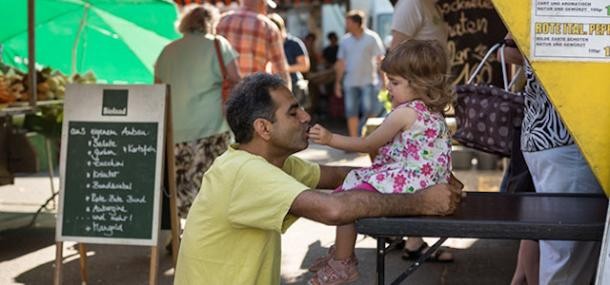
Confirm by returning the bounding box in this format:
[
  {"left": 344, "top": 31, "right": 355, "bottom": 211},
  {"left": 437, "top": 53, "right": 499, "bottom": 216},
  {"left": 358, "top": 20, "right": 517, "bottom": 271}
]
[{"left": 57, "top": 84, "right": 166, "bottom": 246}]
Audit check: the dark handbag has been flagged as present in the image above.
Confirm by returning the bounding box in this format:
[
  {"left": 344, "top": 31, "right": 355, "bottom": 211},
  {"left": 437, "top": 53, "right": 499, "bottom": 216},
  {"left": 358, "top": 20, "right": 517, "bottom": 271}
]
[
  {"left": 453, "top": 43, "right": 524, "bottom": 157},
  {"left": 213, "top": 36, "right": 234, "bottom": 104}
]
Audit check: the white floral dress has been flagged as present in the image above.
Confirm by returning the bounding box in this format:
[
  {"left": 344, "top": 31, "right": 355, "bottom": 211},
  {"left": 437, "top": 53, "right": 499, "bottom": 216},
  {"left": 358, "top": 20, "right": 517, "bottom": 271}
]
[{"left": 342, "top": 100, "right": 452, "bottom": 193}]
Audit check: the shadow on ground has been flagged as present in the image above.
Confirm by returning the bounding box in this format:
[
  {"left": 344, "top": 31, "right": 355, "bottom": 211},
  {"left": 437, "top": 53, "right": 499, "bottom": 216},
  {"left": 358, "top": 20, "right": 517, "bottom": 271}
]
[
  {"left": 0, "top": 226, "right": 56, "bottom": 263},
  {"left": 0, "top": 226, "right": 175, "bottom": 285},
  {"left": 282, "top": 238, "right": 518, "bottom": 285}
]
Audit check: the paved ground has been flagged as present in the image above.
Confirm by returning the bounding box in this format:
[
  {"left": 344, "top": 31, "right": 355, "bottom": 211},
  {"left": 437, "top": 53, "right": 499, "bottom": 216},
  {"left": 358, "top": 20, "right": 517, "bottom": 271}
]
[{"left": 0, "top": 119, "right": 516, "bottom": 285}]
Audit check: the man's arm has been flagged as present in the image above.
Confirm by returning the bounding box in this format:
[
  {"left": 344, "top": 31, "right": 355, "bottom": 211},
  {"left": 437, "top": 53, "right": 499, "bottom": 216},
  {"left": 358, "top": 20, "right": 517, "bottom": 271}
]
[
  {"left": 289, "top": 182, "right": 463, "bottom": 226},
  {"left": 334, "top": 59, "right": 345, "bottom": 98},
  {"left": 317, "top": 165, "right": 354, "bottom": 189},
  {"left": 269, "top": 32, "right": 292, "bottom": 90},
  {"left": 289, "top": 39, "right": 311, "bottom": 74},
  {"left": 390, "top": 30, "right": 411, "bottom": 50},
  {"left": 288, "top": 54, "right": 310, "bottom": 73}
]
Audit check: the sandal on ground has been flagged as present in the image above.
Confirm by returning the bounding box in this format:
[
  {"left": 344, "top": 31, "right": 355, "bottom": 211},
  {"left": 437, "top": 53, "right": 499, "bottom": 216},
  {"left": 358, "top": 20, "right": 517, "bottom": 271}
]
[
  {"left": 309, "top": 246, "right": 359, "bottom": 273},
  {"left": 401, "top": 242, "right": 454, "bottom": 263},
  {"left": 308, "top": 258, "right": 359, "bottom": 285},
  {"left": 309, "top": 246, "right": 336, "bottom": 272}
]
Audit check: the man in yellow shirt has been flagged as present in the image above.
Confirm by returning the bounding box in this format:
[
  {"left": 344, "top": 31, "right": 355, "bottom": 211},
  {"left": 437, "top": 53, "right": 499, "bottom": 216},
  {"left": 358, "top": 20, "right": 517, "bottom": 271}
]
[{"left": 174, "top": 73, "right": 463, "bottom": 285}]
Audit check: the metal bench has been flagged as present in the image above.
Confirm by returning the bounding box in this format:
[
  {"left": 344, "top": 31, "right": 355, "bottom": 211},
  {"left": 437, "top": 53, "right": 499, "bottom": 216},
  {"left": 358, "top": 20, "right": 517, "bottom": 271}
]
[{"left": 355, "top": 192, "right": 608, "bottom": 284}]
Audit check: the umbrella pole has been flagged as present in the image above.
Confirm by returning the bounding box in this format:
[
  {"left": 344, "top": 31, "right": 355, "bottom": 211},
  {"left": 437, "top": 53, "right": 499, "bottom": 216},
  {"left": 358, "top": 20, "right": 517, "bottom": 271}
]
[
  {"left": 72, "top": 4, "right": 89, "bottom": 77},
  {"left": 28, "top": 0, "right": 36, "bottom": 107}
]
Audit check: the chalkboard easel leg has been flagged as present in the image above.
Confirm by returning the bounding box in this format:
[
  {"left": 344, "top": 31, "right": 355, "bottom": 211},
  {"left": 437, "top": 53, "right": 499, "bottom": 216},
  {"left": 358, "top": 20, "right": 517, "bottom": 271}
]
[
  {"left": 78, "top": 243, "right": 89, "bottom": 284},
  {"left": 45, "top": 137, "right": 57, "bottom": 209},
  {"left": 54, "top": 242, "right": 63, "bottom": 285},
  {"left": 149, "top": 245, "right": 159, "bottom": 285},
  {"left": 165, "top": 91, "right": 181, "bottom": 267}
]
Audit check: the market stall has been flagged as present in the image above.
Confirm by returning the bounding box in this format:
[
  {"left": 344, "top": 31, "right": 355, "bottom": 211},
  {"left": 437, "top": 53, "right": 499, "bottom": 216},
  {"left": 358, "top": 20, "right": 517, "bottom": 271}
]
[{"left": 0, "top": 0, "right": 181, "bottom": 178}]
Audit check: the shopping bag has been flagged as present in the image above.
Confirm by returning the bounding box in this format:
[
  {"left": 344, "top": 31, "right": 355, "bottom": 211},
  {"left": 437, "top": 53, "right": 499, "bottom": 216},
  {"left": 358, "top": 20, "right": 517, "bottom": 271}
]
[{"left": 453, "top": 43, "right": 524, "bottom": 157}]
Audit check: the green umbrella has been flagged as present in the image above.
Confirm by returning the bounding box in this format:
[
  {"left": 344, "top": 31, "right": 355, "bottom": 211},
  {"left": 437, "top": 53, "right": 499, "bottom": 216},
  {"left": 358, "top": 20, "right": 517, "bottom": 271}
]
[{"left": 0, "top": 0, "right": 181, "bottom": 83}]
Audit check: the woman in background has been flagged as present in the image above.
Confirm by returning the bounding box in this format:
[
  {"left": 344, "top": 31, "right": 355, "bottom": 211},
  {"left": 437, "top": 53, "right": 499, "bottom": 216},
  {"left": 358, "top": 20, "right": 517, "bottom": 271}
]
[{"left": 155, "top": 4, "right": 240, "bottom": 220}]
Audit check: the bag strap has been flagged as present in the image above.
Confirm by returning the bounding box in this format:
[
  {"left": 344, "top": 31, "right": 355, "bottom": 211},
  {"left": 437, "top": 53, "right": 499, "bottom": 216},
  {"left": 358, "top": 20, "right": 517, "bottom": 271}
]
[
  {"left": 213, "top": 36, "right": 228, "bottom": 80},
  {"left": 467, "top": 43, "right": 501, "bottom": 85},
  {"left": 468, "top": 43, "right": 520, "bottom": 93}
]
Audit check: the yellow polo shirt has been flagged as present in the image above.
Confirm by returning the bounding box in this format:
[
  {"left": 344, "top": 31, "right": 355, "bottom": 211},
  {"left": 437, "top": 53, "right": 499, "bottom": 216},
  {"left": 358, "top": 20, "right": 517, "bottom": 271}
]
[{"left": 174, "top": 145, "right": 320, "bottom": 285}]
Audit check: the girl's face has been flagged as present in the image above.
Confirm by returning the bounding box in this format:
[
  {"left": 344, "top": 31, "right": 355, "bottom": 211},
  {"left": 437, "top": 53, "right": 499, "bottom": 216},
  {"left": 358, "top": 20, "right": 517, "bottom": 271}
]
[{"left": 386, "top": 74, "right": 418, "bottom": 108}]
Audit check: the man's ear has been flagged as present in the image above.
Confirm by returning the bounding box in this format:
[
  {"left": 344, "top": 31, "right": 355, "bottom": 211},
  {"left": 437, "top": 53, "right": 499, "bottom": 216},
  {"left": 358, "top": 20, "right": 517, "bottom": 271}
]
[{"left": 253, "top": 118, "right": 272, "bottom": 141}]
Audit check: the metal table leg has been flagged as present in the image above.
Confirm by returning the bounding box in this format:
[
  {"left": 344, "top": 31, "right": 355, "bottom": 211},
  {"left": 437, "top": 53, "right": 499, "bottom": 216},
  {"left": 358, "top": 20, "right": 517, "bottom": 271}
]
[
  {"left": 390, "top": 237, "right": 449, "bottom": 285},
  {"left": 377, "top": 237, "right": 386, "bottom": 285}
]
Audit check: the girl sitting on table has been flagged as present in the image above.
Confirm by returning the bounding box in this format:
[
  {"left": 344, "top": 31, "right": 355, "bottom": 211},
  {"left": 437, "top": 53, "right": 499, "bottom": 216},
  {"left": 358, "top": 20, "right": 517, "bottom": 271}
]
[{"left": 307, "top": 39, "right": 454, "bottom": 285}]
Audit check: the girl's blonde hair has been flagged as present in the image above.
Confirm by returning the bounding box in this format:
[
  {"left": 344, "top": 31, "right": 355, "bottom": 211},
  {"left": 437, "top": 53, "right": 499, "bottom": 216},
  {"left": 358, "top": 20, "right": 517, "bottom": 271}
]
[
  {"left": 177, "top": 4, "right": 219, "bottom": 35},
  {"left": 381, "top": 40, "right": 453, "bottom": 113}
]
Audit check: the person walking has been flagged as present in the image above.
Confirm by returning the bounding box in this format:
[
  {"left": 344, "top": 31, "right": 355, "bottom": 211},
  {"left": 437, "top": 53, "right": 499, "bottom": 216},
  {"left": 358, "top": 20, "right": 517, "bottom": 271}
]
[
  {"left": 268, "top": 13, "right": 311, "bottom": 108},
  {"left": 216, "top": 0, "right": 291, "bottom": 90},
  {"left": 390, "top": 0, "right": 448, "bottom": 49},
  {"left": 334, "top": 10, "right": 385, "bottom": 138},
  {"left": 154, "top": 4, "right": 240, "bottom": 220}
]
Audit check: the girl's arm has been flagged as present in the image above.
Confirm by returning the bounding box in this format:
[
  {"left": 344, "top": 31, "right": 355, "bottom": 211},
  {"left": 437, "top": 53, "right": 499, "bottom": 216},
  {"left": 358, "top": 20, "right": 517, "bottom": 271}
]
[{"left": 309, "top": 107, "right": 417, "bottom": 153}]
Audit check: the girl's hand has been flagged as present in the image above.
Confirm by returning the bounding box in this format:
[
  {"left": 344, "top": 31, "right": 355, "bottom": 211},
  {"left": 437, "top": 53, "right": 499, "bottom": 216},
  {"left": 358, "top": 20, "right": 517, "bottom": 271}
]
[{"left": 308, "top": 124, "right": 333, "bottom": 145}]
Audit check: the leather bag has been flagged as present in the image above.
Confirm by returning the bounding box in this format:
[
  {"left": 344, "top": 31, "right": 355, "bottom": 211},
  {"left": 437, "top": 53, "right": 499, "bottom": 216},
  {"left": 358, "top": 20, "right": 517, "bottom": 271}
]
[
  {"left": 213, "top": 37, "right": 234, "bottom": 104},
  {"left": 453, "top": 43, "right": 524, "bottom": 157}
]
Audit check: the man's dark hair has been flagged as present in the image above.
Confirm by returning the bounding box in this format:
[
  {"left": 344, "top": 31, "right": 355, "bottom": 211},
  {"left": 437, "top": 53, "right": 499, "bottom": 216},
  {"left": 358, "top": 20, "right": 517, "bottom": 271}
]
[
  {"left": 327, "top": 32, "right": 338, "bottom": 41},
  {"left": 226, "top": 73, "right": 285, "bottom": 143}
]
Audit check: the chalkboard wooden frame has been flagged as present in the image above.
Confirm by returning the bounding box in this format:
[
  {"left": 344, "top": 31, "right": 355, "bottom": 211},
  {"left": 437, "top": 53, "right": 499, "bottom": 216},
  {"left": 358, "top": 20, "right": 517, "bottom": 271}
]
[{"left": 56, "top": 84, "right": 167, "bottom": 246}]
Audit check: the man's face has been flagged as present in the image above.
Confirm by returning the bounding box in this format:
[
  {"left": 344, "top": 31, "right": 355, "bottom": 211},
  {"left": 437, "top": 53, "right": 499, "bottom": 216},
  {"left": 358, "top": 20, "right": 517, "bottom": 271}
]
[
  {"left": 345, "top": 18, "right": 355, "bottom": 33},
  {"left": 268, "top": 87, "right": 311, "bottom": 153},
  {"left": 345, "top": 18, "right": 360, "bottom": 33}
]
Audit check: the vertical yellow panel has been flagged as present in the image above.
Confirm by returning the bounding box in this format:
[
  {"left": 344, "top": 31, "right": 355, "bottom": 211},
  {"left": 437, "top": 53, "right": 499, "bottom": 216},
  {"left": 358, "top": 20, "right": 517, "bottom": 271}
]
[{"left": 492, "top": 0, "right": 610, "bottom": 195}]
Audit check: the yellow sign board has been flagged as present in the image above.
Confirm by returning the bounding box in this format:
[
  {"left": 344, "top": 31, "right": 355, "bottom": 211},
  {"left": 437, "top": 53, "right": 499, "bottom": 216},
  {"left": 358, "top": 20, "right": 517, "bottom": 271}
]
[{"left": 492, "top": 0, "right": 610, "bottom": 194}]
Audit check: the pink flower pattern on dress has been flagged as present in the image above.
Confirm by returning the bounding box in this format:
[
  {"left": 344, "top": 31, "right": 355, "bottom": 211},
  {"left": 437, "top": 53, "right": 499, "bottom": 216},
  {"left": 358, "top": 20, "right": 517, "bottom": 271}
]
[
  {"left": 375, "top": 173, "right": 385, "bottom": 182},
  {"left": 421, "top": 163, "right": 433, "bottom": 176},
  {"left": 424, "top": 128, "right": 437, "bottom": 139},
  {"left": 393, "top": 174, "right": 406, "bottom": 193},
  {"left": 341, "top": 100, "right": 451, "bottom": 194}
]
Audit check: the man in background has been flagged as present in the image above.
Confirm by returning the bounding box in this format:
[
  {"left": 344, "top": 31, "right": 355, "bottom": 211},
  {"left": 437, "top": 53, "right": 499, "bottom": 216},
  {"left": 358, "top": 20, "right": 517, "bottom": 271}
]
[
  {"left": 268, "top": 13, "right": 311, "bottom": 108},
  {"left": 334, "top": 10, "right": 385, "bottom": 138},
  {"left": 216, "top": 0, "right": 291, "bottom": 90}
]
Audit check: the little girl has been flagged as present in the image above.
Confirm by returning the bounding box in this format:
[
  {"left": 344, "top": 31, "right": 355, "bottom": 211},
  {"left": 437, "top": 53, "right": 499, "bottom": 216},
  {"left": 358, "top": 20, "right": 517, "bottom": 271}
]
[{"left": 307, "top": 40, "right": 454, "bottom": 285}]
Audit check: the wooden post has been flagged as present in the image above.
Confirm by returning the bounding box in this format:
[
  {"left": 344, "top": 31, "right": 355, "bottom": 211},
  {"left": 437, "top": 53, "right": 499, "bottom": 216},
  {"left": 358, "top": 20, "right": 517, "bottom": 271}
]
[
  {"left": 45, "top": 138, "right": 57, "bottom": 208},
  {"left": 78, "top": 244, "right": 89, "bottom": 284},
  {"left": 27, "top": 0, "right": 36, "bottom": 107},
  {"left": 165, "top": 88, "right": 180, "bottom": 266},
  {"left": 53, "top": 242, "right": 63, "bottom": 285},
  {"left": 149, "top": 245, "right": 159, "bottom": 285}
]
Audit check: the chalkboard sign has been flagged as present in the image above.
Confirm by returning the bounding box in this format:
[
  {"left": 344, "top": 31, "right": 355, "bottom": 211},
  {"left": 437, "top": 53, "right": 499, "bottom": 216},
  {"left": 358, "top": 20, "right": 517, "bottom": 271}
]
[
  {"left": 56, "top": 84, "right": 166, "bottom": 246},
  {"left": 437, "top": 0, "right": 508, "bottom": 86}
]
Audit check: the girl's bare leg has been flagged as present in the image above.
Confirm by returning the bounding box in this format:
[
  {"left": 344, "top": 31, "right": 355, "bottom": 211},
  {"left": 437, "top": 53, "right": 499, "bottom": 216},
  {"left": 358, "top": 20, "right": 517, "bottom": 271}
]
[{"left": 334, "top": 224, "right": 357, "bottom": 260}]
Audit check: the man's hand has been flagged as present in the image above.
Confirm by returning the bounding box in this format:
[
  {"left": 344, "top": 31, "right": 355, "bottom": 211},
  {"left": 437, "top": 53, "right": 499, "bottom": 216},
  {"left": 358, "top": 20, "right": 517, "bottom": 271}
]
[
  {"left": 334, "top": 82, "right": 343, "bottom": 98},
  {"left": 413, "top": 182, "right": 464, "bottom": 216},
  {"left": 449, "top": 173, "right": 465, "bottom": 191}
]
